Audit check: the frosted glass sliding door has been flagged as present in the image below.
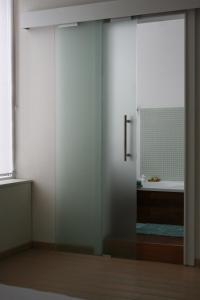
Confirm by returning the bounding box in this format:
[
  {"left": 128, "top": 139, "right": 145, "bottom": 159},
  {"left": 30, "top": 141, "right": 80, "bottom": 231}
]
[
  {"left": 56, "top": 21, "right": 102, "bottom": 254},
  {"left": 102, "top": 19, "right": 137, "bottom": 255},
  {"left": 56, "top": 18, "right": 137, "bottom": 257}
]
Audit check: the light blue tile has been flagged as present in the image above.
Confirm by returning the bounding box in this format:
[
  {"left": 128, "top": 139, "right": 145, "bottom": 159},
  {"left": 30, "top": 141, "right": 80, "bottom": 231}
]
[{"left": 140, "top": 108, "right": 184, "bottom": 181}]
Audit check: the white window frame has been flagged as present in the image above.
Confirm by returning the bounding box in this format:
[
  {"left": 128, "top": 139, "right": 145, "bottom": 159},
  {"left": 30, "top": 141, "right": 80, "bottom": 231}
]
[{"left": 0, "top": 0, "right": 15, "bottom": 180}]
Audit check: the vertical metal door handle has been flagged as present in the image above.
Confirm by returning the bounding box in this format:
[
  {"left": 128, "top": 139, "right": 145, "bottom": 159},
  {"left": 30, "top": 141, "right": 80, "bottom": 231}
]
[{"left": 124, "top": 115, "right": 131, "bottom": 161}]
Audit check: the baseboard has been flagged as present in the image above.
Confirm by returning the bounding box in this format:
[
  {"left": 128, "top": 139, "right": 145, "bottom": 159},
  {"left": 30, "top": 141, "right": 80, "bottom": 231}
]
[
  {"left": 0, "top": 240, "right": 187, "bottom": 265},
  {"left": 56, "top": 244, "right": 94, "bottom": 255},
  {"left": 0, "top": 241, "right": 93, "bottom": 259},
  {"left": 32, "top": 241, "right": 94, "bottom": 255},
  {"left": 32, "top": 241, "right": 57, "bottom": 250},
  {"left": 0, "top": 242, "right": 32, "bottom": 259}
]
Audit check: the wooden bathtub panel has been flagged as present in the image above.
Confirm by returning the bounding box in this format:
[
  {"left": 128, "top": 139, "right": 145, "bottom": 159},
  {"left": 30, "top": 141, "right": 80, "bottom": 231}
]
[
  {"left": 137, "top": 190, "right": 184, "bottom": 225},
  {"left": 136, "top": 239, "right": 183, "bottom": 264}
]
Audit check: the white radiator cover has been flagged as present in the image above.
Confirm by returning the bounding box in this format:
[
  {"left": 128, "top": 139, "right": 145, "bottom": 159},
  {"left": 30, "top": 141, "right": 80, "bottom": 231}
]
[{"left": 0, "top": 180, "right": 32, "bottom": 253}]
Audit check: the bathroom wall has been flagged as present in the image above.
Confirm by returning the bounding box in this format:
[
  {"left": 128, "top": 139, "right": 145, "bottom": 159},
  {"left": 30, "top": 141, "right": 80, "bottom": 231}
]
[
  {"left": 14, "top": 0, "right": 200, "bottom": 259},
  {"left": 140, "top": 107, "right": 184, "bottom": 180},
  {"left": 137, "top": 18, "right": 185, "bottom": 181},
  {"left": 137, "top": 18, "right": 185, "bottom": 109}
]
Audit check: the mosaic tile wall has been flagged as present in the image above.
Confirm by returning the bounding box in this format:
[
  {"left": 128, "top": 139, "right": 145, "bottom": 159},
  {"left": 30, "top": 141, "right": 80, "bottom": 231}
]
[{"left": 140, "top": 107, "right": 184, "bottom": 181}]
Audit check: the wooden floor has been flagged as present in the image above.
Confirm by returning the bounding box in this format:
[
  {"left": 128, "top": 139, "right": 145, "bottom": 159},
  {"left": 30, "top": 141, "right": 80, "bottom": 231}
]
[{"left": 0, "top": 249, "right": 200, "bottom": 300}]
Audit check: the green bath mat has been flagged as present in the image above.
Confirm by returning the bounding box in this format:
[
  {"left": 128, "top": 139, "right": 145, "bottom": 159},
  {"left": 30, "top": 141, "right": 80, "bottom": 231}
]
[{"left": 136, "top": 223, "right": 184, "bottom": 237}]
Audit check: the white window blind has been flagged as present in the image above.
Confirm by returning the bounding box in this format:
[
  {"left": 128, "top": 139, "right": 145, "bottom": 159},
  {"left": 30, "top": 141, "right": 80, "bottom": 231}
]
[{"left": 0, "top": 0, "right": 13, "bottom": 178}]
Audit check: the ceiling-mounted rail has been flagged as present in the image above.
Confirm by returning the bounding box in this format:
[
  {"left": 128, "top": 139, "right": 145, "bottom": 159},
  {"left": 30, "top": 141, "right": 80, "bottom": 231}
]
[{"left": 21, "top": 0, "right": 200, "bottom": 29}]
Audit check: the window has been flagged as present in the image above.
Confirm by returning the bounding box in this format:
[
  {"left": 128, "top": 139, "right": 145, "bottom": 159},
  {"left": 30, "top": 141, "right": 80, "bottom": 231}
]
[{"left": 0, "top": 0, "right": 13, "bottom": 179}]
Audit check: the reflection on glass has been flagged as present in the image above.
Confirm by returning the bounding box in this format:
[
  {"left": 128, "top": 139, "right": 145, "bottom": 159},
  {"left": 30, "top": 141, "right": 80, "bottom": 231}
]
[{"left": 56, "top": 21, "right": 102, "bottom": 254}]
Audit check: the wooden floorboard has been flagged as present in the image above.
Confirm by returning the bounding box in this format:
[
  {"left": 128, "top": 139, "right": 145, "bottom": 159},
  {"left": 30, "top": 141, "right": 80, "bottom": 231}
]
[{"left": 0, "top": 249, "right": 200, "bottom": 299}]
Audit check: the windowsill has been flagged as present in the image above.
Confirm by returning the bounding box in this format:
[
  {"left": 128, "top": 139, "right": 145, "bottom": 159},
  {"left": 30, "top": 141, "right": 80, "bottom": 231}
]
[{"left": 0, "top": 179, "right": 32, "bottom": 188}]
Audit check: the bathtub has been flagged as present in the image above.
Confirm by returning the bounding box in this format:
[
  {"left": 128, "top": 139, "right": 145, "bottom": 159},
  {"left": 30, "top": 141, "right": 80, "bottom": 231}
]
[{"left": 138, "top": 181, "right": 184, "bottom": 193}]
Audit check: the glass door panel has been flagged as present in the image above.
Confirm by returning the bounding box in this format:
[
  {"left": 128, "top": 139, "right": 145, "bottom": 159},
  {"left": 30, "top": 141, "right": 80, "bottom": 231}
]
[
  {"left": 102, "top": 19, "right": 137, "bottom": 257},
  {"left": 56, "top": 18, "right": 137, "bottom": 258},
  {"left": 56, "top": 21, "right": 102, "bottom": 254}
]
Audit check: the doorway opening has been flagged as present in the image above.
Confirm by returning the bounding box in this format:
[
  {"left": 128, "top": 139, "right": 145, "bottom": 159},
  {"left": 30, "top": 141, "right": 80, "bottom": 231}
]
[
  {"left": 136, "top": 15, "right": 185, "bottom": 264},
  {"left": 55, "top": 12, "right": 187, "bottom": 266}
]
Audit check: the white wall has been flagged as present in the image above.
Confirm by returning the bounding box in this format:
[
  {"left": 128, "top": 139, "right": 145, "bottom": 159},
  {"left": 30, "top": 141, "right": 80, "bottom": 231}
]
[
  {"left": 14, "top": 0, "right": 112, "bottom": 244},
  {"left": 15, "top": 0, "right": 55, "bottom": 243},
  {"left": 23, "top": 0, "right": 112, "bottom": 11},
  {"left": 137, "top": 18, "right": 185, "bottom": 108}
]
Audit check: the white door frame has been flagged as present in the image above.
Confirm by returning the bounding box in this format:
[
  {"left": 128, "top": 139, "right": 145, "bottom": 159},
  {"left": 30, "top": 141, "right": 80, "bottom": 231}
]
[{"left": 184, "top": 10, "right": 196, "bottom": 266}]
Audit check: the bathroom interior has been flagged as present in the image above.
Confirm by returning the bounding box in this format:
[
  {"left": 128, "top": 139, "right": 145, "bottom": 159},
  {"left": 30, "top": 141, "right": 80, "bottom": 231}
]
[
  {"left": 135, "top": 15, "right": 185, "bottom": 264},
  {"left": 56, "top": 13, "right": 185, "bottom": 265}
]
